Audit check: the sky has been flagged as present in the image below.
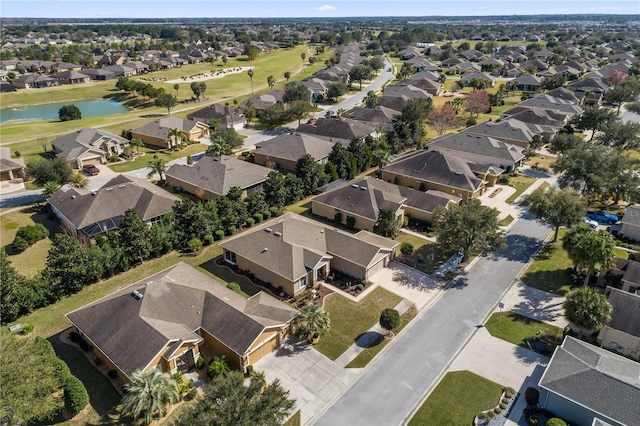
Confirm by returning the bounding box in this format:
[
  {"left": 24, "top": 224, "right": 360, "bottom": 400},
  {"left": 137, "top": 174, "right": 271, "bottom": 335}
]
[{"left": 1, "top": 0, "right": 639, "bottom": 19}]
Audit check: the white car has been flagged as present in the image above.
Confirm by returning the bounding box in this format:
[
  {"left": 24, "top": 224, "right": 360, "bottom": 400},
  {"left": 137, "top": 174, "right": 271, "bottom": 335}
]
[{"left": 584, "top": 218, "right": 598, "bottom": 229}]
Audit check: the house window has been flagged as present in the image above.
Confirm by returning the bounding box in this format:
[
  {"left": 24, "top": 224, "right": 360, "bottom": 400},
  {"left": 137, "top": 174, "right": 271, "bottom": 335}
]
[
  {"left": 225, "top": 250, "right": 237, "bottom": 265},
  {"left": 296, "top": 275, "right": 307, "bottom": 291}
]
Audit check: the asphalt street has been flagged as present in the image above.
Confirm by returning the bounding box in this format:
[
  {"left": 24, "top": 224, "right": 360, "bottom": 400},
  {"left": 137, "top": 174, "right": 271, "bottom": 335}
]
[{"left": 314, "top": 214, "right": 552, "bottom": 426}]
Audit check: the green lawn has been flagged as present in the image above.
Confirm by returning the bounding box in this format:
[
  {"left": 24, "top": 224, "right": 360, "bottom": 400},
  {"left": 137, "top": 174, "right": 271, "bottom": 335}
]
[
  {"left": 314, "top": 287, "right": 403, "bottom": 360},
  {"left": 525, "top": 154, "right": 557, "bottom": 170},
  {"left": 505, "top": 175, "right": 537, "bottom": 204},
  {"left": 1, "top": 206, "right": 60, "bottom": 277},
  {"left": 408, "top": 371, "right": 504, "bottom": 426},
  {"left": 108, "top": 143, "right": 207, "bottom": 173},
  {"left": 484, "top": 312, "right": 563, "bottom": 348},
  {"left": 283, "top": 410, "right": 301, "bottom": 426},
  {"left": 521, "top": 228, "right": 576, "bottom": 295},
  {"left": 395, "top": 233, "right": 453, "bottom": 274},
  {"left": 285, "top": 199, "right": 312, "bottom": 215},
  {"left": 345, "top": 305, "right": 417, "bottom": 368},
  {"left": 614, "top": 248, "right": 629, "bottom": 260},
  {"left": 499, "top": 215, "right": 515, "bottom": 227}
]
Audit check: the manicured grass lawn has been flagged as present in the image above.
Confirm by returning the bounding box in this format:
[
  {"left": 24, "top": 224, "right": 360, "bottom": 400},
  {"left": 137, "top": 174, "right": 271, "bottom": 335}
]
[
  {"left": 499, "top": 215, "right": 515, "bottom": 227},
  {"left": 1, "top": 206, "right": 60, "bottom": 277},
  {"left": 505, "top": 175, "right": 537, "bottom": 204},
  {"left": 199, "top": 256, "right": 260, "bottom": 298},
  {"left": 283, "top": 410, "right": 301, "bottom": 426},
  {"left": 314, "top": 287, "right": 403, "bottom": 360},
  {"left": 525, "top": 154, "right": 557, "bottom": 170},
  {"left": 484, "top": 312, "right": 563, "bottom": 348},
  {"left": 395, "top": 233, "right": 453, "bottom": 274},
  {"left": 521, "top": 228, "right": 576, "bottom": 296},
  {"left": 408, "top": 371, "right": 504, "bottom": 426},
  {"left": 345, "top": 305, "right": 417, "bottom": 368},
  {"left": 108, "top": 143, "right": 207, "bottom": 173},
  {"left": 285, "top": 199, "right": 312, "bottom": 215}
]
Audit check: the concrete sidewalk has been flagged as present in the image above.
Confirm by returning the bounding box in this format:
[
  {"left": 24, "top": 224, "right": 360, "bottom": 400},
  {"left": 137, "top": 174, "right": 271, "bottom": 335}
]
[{"left": 499, "top": 280, "right": 568, "bottom": 328}]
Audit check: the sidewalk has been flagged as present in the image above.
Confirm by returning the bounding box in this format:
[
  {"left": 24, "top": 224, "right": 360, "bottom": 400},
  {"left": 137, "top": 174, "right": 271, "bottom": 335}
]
[{"left": 334, "top": 298, "right": 414, "bottom": 367}]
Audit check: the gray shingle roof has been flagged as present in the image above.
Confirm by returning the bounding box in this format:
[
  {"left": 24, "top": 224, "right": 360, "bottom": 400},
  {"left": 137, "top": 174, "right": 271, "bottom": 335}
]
[
  {"left": 166, "top": 155, "right": 271, "bottom": 197},
  {"left": 605, "top": 287, "right": 640, "bottom": 338},
  {"left": 50, "top": 128, "right": 128, "bottom": 162},
  {"left": 67, "top": 262, "right": 297, "bottom": 378},
  {"left": 517, "top": 94, "right": 584, "bottom": 116},
  {"left": 621, "top": 205, "right": 640, "bottom": 227},
  {"left": 428, "top": 133, "right": 525, "bottom": 163},
  {"left": 505, "top": 108, "right": 566, "bottom": 129},
  {"left": 0, "top": 147, "right": 24, "bottom": 172},
  {"left": 296, "top": 117, "right": 375, "bottom": 143},
  {"left": 463, "top": 119, "right": 538, "bottom": 144},
  {"left": 132, "top": 117, "right": 203, "bottom": 141},
  {"left": 383, "top": 84, "right": 433, "bottom": 100},
  {"left": 221, "top": 213, "right": 397, "bottom": 282},
  {"left": 255, "top": 133, "right": 335, "bottom": 163},
  {"left": 187, "top": 103, "right": 245, "bottom": 126},
  {"left": 48, "top": 175, "right": 179, "bottom": 236},
  {"left": 382, "top": 150, "right": 488, "bottom": 193},
  {"left": 539, "top": 336, "right": 640, "bottom": 426},
  {"left": 348, "top": 106, "right": 400, "bottom": 127}
]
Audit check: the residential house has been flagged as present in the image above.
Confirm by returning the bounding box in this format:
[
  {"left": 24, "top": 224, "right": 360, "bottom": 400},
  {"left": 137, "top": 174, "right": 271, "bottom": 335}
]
[
  {"left": 296, "top": 78, "right": 326, "bottom": 101},
  {"left": 460, "top": 72, "right": 496, "bottom": 87},
  {"left": 399, "top": 72, "right": 442, "bottom": 96},
  {"left": 311, "top": 177, "right": 461, "bottom": 231},
  {"left": 348, "top": 106, "right": 400, "bottom": 129},
  {"left": 0, "top": 147, "right": 25, "bottom": 181},
  {"left": 48, "top": 175, "right": 178, "bottom": 242},
  {"left": 81, "top": 68, "right": 117, "bottom": 81},
  {"left": 187, "top": 104, "right": 246, "bottom": 130},
  {"left": 544, "top": 87, "right": 584, "bottom": 105},
  {"left": 570, "top": 77, "right": 609, "bottom": 94},
  {"left": 220, "top": 213, "right": 398, "bottom": 297},
  {"left": 166, "top": 155, "right": 271, "bottom": 200},
  {"left": 10, "top": 74, "right": 60, "bottom": 89},
  {"left": 51, "top": 70, "right": 91, "bottom": 85},
  {"left": 123, "top": 62, "right": 150, "bottom": 74},
  {"left": 397, "top": 46, "right": 421, "bottom": 60},
  {"left": 295, "top": 117, "right": 376, "bottom": 146},
  {"left": 253, "top": 133, "right": 334, "bottom": 172},
  {"left": 597, "top": 287, "right": 640, "bottom": 360},
  {"left": 66, "top": 262, "right": 298, "bottom": 383},
  {"left": 515, "top": 94, "right": 584, "bottom": 118},
  {"left": 131, "top": 117, "right": 209, "bottom": 149},
  {"left": 502, "top": 108, "right": 566, "bottom": 142},
  {"left": 50, "top": 128, "right": 130, "bottom": 169},
  {"left": 382, "top": 84, "right": 433, "bottom": 101},
  {"left": 427, "top": 133, "right": 525, "bottom": 171},
  {"left": 513, "top": 74, "right": 543, "bottom": 92},
  {"left": 376, "top": 94, "right": 410, "bottom": 111},
  {"left": 463, "top": 119, "right": 539, "bottom": 148},
  {"left": 618, "top": 205, "right": 640, "bottom": 243},
  {"left": 538, "top": 336, "right": 640, "bottom": 426},
  {"left": 381, "top": 150, "right": 503, "bottom": 201},
  {"left": 406, "top": 56, "right": 440, "bottom": 73},
  {"left": 242, "top": 90, "right": 285, "bottom": 112},
  {"left": 448, "top": 62, "right": 481, "bottom": 75}
]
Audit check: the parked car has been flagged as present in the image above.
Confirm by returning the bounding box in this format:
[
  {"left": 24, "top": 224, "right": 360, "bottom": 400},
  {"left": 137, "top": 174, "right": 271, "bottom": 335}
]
[
  {"left": 586, "top": 210, "right": 618, "bottom": 224},
  {"left": 82, "top": 164, "right": 100, "bottom": 176},
  {"left": 584, "top": 217, "right": 599, "bottom": 229}
]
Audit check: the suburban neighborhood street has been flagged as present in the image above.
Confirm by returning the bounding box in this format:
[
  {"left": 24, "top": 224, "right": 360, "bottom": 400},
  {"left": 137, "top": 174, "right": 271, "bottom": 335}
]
[{"left": 314, "top": 215, "right": 552, "bottom": 426}]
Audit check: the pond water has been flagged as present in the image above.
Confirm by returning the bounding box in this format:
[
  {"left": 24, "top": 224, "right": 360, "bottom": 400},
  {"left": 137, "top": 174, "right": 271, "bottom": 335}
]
[{"left": 0, "top": 99, "right": 129, "bottom": 124}]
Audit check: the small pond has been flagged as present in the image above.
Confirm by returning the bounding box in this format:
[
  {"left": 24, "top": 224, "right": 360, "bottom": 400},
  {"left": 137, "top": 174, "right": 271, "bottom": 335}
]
[{"left": 0, "top": 99, "right": 129, "bottom": 124}]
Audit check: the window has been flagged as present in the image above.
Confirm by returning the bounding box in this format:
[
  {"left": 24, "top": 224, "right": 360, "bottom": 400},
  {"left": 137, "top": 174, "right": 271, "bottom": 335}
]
[
  {"left": 296, "top": 275, "right": 307, "bottom": 290},
  {"left": 225, "top": 250, "right": 237, "bottom": 264}
]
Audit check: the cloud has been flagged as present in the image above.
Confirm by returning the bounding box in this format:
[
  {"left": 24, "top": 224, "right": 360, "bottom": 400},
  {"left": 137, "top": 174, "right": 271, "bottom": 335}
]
[{"left": 315, "top": 4, "right": 336, "bottom": 12}]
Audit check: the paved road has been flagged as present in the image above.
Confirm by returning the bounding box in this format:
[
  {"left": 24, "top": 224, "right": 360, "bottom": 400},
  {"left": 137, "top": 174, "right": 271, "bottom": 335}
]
[
  {"left": 314, "top": 215, "right": 551, "bottom": 426},
  {"left": 0, "top": 190, "right": 44, "bottom": 208}
]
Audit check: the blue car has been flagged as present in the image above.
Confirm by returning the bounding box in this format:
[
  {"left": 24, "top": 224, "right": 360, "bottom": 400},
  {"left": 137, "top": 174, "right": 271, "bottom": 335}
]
[{"left": 586, "top": 210, "right": 619, "bottom": 224}]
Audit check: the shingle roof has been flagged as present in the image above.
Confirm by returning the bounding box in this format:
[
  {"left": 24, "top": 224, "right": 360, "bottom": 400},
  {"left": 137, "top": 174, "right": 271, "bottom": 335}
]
[
  {"left": 295, "top": 117, "right": 375, "bottom": 143},
  {"left": 463, "top": 119, "right": 538, "bottom": 144},
  {"left": 382, "top": 150, "right": 487, "bottom": 193},
  {"left": 67, "top": 262, "right": 297, "bottom": 378},
  {"left": 605, "top": 287, "right": 640, "bottom": 338},
  {"left": 132, "top": 117, "right": 203, "bottom": 141},
  {"left": 254, "top": 133, "right": 335, "bottom": 163},
  {"left": 50, "top": 128, "right": 128, "bottom": 162},
  {"left": 348, "top": 106, "right": 400, "bottom": 126},
  {"left": 428, "top": 133, "right": 525, "bottom": 163},
  {"left": 383, "top": 84, "right": 433, "bottom": 100},
  {"left": 166, "top": 155, "right": 270, "bottom": 197},
  {"left": 621, "top": 205, "right": 640, "bottom": 227},
  {"left": 504, "top": 108, "right": 566, "bottom": 129},
  {"left": 221, "top": 213, "right": 397, "bottom": 282},
  {"left": 376, "top": 95, "right": 410, "bottom": 111},
  {"left": 517, "top": 94, "right": 584, "bottom": 116},
  {"left": 0, "top": 147, "right": 24, "bottom": 172},
  {"left": 48, "top": 175, "right": 179, "bottom": 236},
  {"left": 187, "top": 104, "right": 245, "bottom": 126},
  {"left": 539, "top": 336, "right": 640, "bottom": 426}
]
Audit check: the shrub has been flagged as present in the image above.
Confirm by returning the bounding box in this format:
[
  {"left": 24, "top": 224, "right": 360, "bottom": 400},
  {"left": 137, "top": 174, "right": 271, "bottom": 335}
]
[
  {"left": 94, "top": 356, "right": 102, "bottom": 366},
  {"left": 196, "top": 355, "right": 204, "bottom": 369},
  {"left": 241, "top": 151, "right": 250, "bottom": 157},
  {"left": 245, "top": 365, "right": 254, "bottom": 374},
  {"left": 16, "top": 224, "right": 49, "bottom": 246},
  {"left": 208, "top": 355, "right": 232, "bottom": 378},
  {"left": 346, "top": 216, "right": 356, "bottom": 228},
  {"left": 186, "top": 155, "right": 194, "bottom": 165},
  {"left": 494, "top": 407, "right": 502, "bottom": 415},
  {"left": 500, "top": 402, "right": 507, "bottom": 409},
  {"left": 12, "top": 236, "right": 29, "bottom": 253},
  {"left": 253, "top": 213, "right": 263, "bottom": 223},
  {"left": 355, "top": 283, "right": 364, "bottom": 292},
  {"left": 59, "top": 104, "right": 82, "bottom": 122},
  {"left": 214, "top": 230, "right": 225, "bottom": 240},
  {"left": 14, "top": 150, "right": 21, "bottom": 158},
  {"left": 334, "top": 211, "right": 343, "bottom": 224},
  {"left": 203, "top": 234, "right": 214, "bottom": 245},
  {"left": 184, "top": 387, "right": 198, "bottom": 401},
  {"left": 466, "top": 117, "right": 477, "bottom": 127},
  {"left": 499, "top": 174, "right": 511, "bottom": 184},
  {"left": 504, "top": 387, "right": 515, "bottom": 398},
  {"left": 245, "top": 217, "right": 255, "bottom": 227},
  {"left": 262, "top": 210, "right": 272, "bottom": 219},
  {"left": 226, "top": 225, "right": 236, "bottom": 236},
  {"left": 227, "top": 282, "right": 242, "bottom": 294},
  {"left": 21, "top": 323, "right": 34, "bottom": 335},
  {"left": 487, "top": 410, "right": 495, "bottom": 418},
  {"left": 400, "top": 242, "right": 414, "bottom": 256},
  {"left": 269, "top": 206, "right": 279, "bottom": 216},
  {"left": 188, "top": 238, "right": 203, "bottom": 252},
  {"left": 477, "top": 413, "right": 487, "bottom": 420},
  {"left": 108, "top": 369, "right": 118, "bottom": 379},
  {"left": 64, "top": 375, "right": 89, "bottom": 415},
  {"left": 546, "top": 419, "right": 567, "bottom": 426},
  {"left": 379, "top": 308, "right": 400, "bottom": 331},
  {"left": 502, "top": 397, "right": 510, "bottom": 404},
  {"left": 525, "top": 387, "right": 540, "bottom": 406}
]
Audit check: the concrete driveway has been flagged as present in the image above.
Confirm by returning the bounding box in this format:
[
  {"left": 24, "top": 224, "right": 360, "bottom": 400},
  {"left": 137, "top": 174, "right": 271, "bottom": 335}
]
[
  {"left": 256, "top": 337, "right": 359, "bottom": 425},
  {"left": 368, "top": 261, "right": 444, "bottom": 310}
]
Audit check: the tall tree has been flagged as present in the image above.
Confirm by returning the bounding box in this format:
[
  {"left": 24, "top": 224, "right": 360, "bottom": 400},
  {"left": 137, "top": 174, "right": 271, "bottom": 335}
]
[
  {"left": 147, "top": 157, "right": 167, "bottom": 182},
  {"left": 379, "top": 308, "right": 400, "bottom": 336},
  {"left": 267, "top": 74, "right": 275, "bottom": 90},
  {"left": 172, "top": 200, "right": 211, "bottom": 248},
  {"left": 328, "top": 143, "right": 351, "bottom": 179},
  {"left": 154, "top": 93, "right": 178, "bottom": 115},
  {"left": 26, "top": 157, "right": 73, "bottom": 186},
  {"left": 129, "top": 138, "right": 143, "bottom": 154},
  {"left": 42, "top": 181, "right": 61, "bottom": 198},
  {"left": 564, "top": 287, "right": 612, "bottom": 339},
  {"left": 603, "top": 78, "right": 640, "bottom": 114},
  {"left": 243, "top": 45, "right": 259, "bottom": 60},
  {"left": 326, "top": 81, "right": 347, "bottom": 102},
  {"left": 570, "top": 106, "right": 616, "bottom": 141},
  {"left": 287, "top": 99, "right": 313, "bottom": 125},
  {"left": 0, "top": 249, "right": 34, "bottom": 323},
  {"left": 364, "top": 90, "right": 379, "bottom": 108},
  {"left": 263, "top": 171, "right": 288, "bottom": 208},
  {"left": 167, "top": 127, "right": 187, "bottom": 147},
  {"left": 349, "top": 65, "right": 374, "bottom": 89},
  {"left": 595, "top": 120, "right": 640, "bottom": 150},
  {"left": 563, "top": 226, "right": 617, "bottom": 286},
  {"left": 282, "top": 82, "right": 311, "bottom": 103},
  {"left": 190, "top": 81, "right": 207, "bottom": 101},
  {"left": 396, "top": 62, "right": 414, "bottom": 80},
  {"left": 376, "top": 208, "right": 400, "bottom": 238},
  {"left": 432, "top": 198, "right": 506, "bottom": 261},
  {"left": 348, "top": 138, "right": 371, "bottom": 172},
  {"left": 464, "top": 90, "right": 490, "bottom": 117},
  {"left": 428, "top": 103, "right": 458, "bottom": 135},
  {"left": 292, "top": 304, "right": 331, "bottom": 343},
  {"left": 120, "top": 369, "right": 179, "bottom": 425},
  {"left": 527, "top": 188, "right": 586, "bottom": 242},
  {"left": 69, "top": 171, "right": 87, "bottom": 189},
  {"left": 58, "top": 104, "right": 81, "bottom": 121},
  {"left": 283, "top": 71, "right": 291, "bottom": 81},
  {"left": 547, "top": 133, "right": 584, "bottom": 154},
  {"left": 296, "top": 154, "right": 328, "bottom": 196},
  {"left": 247, "top": 68, "right": 254, "bottom": 94},
  {"left": 45, "top": 234, "right": 91, "bottom": 296},
  {"left": 118, "top": 209, "right": 152, "bottom": 265},
  {"left": 173, "top": 372, "right": 295, "bottom": 426}
]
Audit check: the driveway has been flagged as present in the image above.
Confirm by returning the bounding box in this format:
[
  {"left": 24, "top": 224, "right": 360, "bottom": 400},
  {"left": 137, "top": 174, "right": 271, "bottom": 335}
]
[
  {"left": 256, "top": 337, "right": 359, "bottom": 425},
  {"left": 368, "top": 261, "right": 444, "bottom": 310}
]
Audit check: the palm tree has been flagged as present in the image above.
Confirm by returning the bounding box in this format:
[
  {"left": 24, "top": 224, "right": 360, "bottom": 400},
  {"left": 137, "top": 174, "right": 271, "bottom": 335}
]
[
  {"left": 42, "top": 181, "right": 61, "bottom": 198},
  {"left": 173, "top": 83, "right": 179, "bottom": 97},
  {"left": 372, "top": 147, "right": 390, "bottom": 173},
  {"left": 222, "top": 55, "right": 228, "bottom": 68},
  {"left": 147, "top": 157, "right": 167, "bottom": 182},
  {"left": 267, "top": 75, "right": 275, "bottom": 90},
  {"left": 292, "top": 304, "right": 330, "bottom": 343},
  {"left": 336, "top": 108, "right": 348, "bottom": 117},
  {"left": 129, "top": 138, "right": 143, "bottom": 154},
  {"left": 247, "top": 69, "right": 254, "bottom": 94},
  {"left": 564, "top": 287, "right": 612, "bottom": 339},
  {"left": 167, "top": 128, "right": 187, "bottom": 149},
  {"left": 69, "top": 171, "right": 87, "bottom": 188},
  {"left": 206, "top": 136, "right": 231, "bottom": 157},
  {"left": 364, "top": 90, "right": 378, "bottom": 108},
  {"left": 120, "top": 369, "right": 179, "bottom": 425},
  {"left": 563, "top": 226, "right": 617, "bottom": 286}
]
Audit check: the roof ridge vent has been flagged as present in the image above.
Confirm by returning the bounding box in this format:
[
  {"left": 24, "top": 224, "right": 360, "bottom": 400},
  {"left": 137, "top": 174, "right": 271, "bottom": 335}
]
[
  {"left": 273, "top": 231, "right": 282, "bottom": 237},
  {"left": 264, "top": 227, "right": 273, "bottom": 233}
]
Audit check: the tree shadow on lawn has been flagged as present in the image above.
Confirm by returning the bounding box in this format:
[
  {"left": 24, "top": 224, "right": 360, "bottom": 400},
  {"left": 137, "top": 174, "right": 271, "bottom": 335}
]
[
  {"left": 47, "top": 330, "right": 124, "bottom": 425},
  {"left": 520, "top": 269, "right": 576, "bottom": 296}
]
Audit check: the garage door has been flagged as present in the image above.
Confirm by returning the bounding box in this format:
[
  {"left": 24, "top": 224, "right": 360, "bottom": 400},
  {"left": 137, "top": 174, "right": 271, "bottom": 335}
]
[
  {"left": 367, "top": 256, "right": 387, "bottom": 279},
  {"left": 248, "top": 336, "right": 279, "bottom": 365}
]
